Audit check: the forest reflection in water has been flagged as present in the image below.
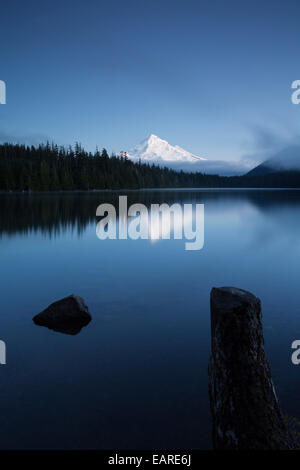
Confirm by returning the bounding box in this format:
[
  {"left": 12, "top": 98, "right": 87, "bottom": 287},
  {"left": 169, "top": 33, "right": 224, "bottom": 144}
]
[
  {"left": 1, "top": 189, "right": 300, "bottom": 240},
  {"left": 0, "top": 189, "right": 300, "bottom": 449}
]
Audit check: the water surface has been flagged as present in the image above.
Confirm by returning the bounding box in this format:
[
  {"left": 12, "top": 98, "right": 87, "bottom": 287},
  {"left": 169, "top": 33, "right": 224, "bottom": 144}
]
[{"left": 0, "top": 189, "right": 299, "bottom": 449}]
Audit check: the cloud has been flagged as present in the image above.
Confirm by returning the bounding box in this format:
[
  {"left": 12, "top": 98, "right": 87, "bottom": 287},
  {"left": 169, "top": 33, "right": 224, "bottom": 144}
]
[
  {"left": 241, "top": 124, "right": 300, "bottom": 166},
  {"left": 248, "top": 126, "right": 288, "bottom": 152},
  {"left": 154, "top": 158, "right": 252, "bottom": 176},
  {"left": 264, "top": 145, "right": 300, "bottom": 171}
]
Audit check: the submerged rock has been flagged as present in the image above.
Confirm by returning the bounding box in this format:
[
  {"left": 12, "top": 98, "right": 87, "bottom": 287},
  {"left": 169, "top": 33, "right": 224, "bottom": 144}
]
[{"left": 33, "top": 294, "right": 92, "bottom": 335}]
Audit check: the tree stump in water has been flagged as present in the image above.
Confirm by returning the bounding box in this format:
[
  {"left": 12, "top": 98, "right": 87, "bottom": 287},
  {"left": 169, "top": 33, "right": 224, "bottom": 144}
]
[{"left": 209, "top": 286, "right": 294, "bottom": 450}]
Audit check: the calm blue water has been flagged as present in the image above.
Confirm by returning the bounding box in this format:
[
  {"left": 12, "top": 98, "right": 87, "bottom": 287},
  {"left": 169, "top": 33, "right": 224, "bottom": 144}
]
[{"left": 0, "top": 189, "right": 299, "bottom": 449}]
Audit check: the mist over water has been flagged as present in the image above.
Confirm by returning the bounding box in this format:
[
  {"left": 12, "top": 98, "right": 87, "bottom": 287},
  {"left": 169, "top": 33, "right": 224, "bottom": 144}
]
[{"left": 0, "top": 189, "right": 300, "bottom": 449}]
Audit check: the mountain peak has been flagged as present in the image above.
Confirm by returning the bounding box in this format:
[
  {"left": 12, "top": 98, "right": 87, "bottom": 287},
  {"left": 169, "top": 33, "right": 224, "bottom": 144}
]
[
  {"left": 125, "top": 134, "right": 250, "bottom": 176},
  {"left": 128, "top": 134, "right": 206, "bottom": 163},
  {"left": 147, "top": 133, "right": 164, "bottom": 144}
]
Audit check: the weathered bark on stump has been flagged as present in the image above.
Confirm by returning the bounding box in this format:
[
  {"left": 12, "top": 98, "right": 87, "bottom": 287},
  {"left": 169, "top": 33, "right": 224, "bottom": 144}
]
[{"left": 209, "top": 286, "right": 293, "bottom": 450}]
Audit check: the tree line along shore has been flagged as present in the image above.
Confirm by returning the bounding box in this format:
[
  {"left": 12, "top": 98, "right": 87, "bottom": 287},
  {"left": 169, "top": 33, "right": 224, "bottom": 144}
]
[{"left": 1, "top": 142, "right": 300, "bottom": 191}]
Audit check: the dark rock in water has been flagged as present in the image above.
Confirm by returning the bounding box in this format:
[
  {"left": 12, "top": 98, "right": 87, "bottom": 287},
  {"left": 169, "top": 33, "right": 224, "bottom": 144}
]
[
  {"left": 33, "top": 294, "right": 92, "bottom": 335},
  {"left": 209, "top": 286, "right": 294, "bottom": 450}
]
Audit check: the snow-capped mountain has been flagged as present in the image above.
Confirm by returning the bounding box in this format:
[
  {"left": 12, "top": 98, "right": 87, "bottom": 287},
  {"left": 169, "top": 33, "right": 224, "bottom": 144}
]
[
  {"left": 127, "top": 134, "right": 207, "bottom": 163},
  {"left": 125, "top": 134, "right": 250, "bottom": 176}
]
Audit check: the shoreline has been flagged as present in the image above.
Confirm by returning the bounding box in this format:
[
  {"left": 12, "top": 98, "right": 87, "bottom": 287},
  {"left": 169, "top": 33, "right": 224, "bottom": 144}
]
[{"left": 1, "top": 187, "right": 300, "bottom": 195}]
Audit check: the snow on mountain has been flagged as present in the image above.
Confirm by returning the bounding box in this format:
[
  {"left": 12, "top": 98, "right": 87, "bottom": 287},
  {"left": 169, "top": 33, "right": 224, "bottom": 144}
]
[
  {"left": 127, "top": 134, "right": 207, "bottom": 163},
  {"left": 125, "top": 134, "right": 250, "bottom": 176}
]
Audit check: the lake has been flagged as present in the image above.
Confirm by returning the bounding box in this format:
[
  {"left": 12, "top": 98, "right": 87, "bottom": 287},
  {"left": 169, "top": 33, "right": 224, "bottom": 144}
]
[{"left": 0, "top": 189, "right": 299, "bottom": 449}]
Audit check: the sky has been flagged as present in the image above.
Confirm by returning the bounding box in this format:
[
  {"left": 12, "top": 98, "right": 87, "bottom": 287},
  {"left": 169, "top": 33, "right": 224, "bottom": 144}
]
[{"left": 1, "top": 0, "right": 300, "bottom": 165}]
